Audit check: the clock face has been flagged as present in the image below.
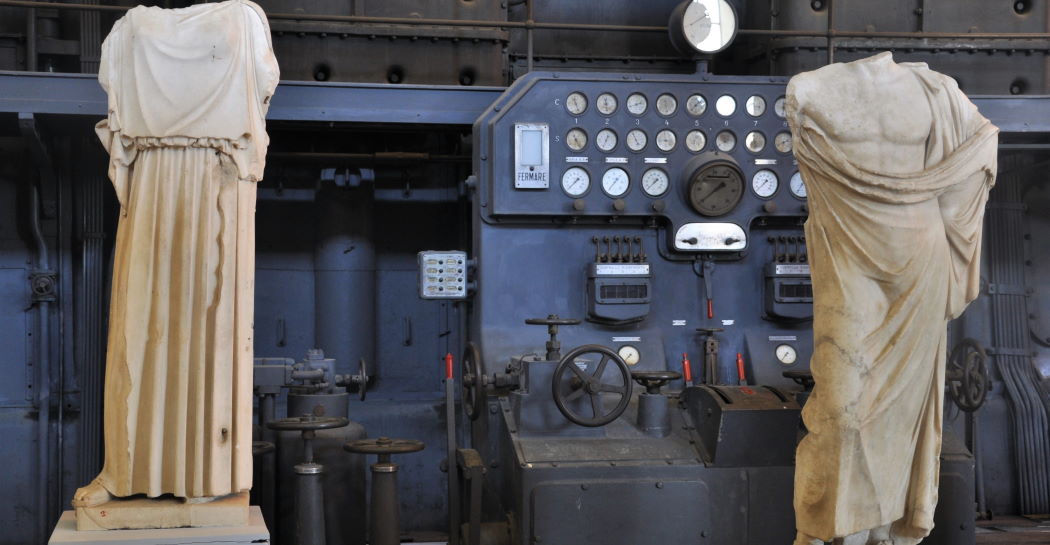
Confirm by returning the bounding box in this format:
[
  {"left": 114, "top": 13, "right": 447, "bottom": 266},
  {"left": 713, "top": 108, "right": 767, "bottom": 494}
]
[{"left": 678, "top": 0, "right": 738, "bottom": 54}]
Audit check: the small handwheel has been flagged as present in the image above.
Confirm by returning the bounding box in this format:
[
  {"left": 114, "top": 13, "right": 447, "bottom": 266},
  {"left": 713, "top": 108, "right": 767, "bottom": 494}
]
[
  {"left": 266, "top": 415, "right": 349, "bottom": 431},
  {"left": 948, "top": 338, "right": 990, "bottom": 412},
  {"left": 462, "top": 342, "right": 485, "bottom": 421},
  {"left": 552, "top": 344, "right": 633, "bottom": 427},
  {"left": 525, "top": 316, "right": 582, "bottom": 326},
  {"left": 357, "top": 358, "right": 369, "bottom": 401},
  {"left": 630, "top": 370, "right": 682, "bottom": 394}
]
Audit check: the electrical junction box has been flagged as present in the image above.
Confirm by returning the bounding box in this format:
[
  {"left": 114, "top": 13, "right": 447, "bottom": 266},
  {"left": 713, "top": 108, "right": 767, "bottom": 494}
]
[
  {"left": 764, "top": 262, "right": 813, "bottom": 321},
  {"left": 587, "top": 262, "right": 651, "bottom": 324}
]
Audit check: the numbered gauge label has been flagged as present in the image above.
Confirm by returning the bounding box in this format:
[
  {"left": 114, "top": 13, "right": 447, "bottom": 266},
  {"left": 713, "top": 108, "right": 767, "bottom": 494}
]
[
  {"left": 656, "top": 93, "right": 678, "bottom": 116},
  {"left": 596, "top": 92, "right": 618, "bottom": 115},
  {"left": 774, "top": 96, "right": 787, "bottom": 118},
  {"left": 566, "top": 128, "right": 588, "bottom": 152},
  {"left": 595, "top": 129, "right": 618, "bottom": 152},
  {"left": 566, "top": 92, "right": 587, "bottom": 115},
  {"left": 602, "top": 167, "right": 631, "bottom": 198},
  {"left": 715, "top": 130, "right": 736, "bottom": 152},
  {"left": 774, "top": 132, "right": 792, "bottom": 154},
  {"left": 656, "top": 129, "right": 677, "bottom": 152},
  {"left": 751, "top": 169, "right": 779, "bottom": 198},
  {"left": 641, "top": 168, "right": 670, "bottom": 197},
  {"left": 686, "top": 94, "right": 708, "bottom": 116},
  {"left": 715, "top": 95, "right": 736, "bottom": 117},
  {"left": 686, "top": 130, "right": 707, "bottom": 153},
  {"left": 561, "top": 167, "right": 591, "bottom": 197},
  {"left": 626, "top": 129, "right": 648, "bottom": 152},
  {"left": 674, "top": 222, "right": 747, "bottom": 251},
  {"left": 627, "top": 93, "right": 648, "bottom": 116},
  {"left": 745, "top": 95, "right": 766, "bottom": 117},
  {"left": 790, "top": 171, "right": 808, "bottom": 199}
]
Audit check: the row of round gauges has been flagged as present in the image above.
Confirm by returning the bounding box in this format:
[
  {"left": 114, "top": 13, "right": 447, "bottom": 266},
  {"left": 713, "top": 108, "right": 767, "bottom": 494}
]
[
  {"left": 564, "top": 127, "right": 792, "bottom": 155},
  {"left": 564, "top": 91, "right": 786, "bottom": 119},
  {"left": 560, "top": 166, "right": 808, "bottom": 201}
]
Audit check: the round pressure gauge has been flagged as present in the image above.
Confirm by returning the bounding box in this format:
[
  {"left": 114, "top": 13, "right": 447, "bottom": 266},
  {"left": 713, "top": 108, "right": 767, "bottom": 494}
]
[
  {"left": 641, "top": 168, "right": 670, "bottom": 197},
  {"left": 790, "top": 171, "right": 808, "bottom": 199},
  {"left": 602, "top": 167, "right": 630, "bottom": 197},
  {"left": 668, "top": 0, "right": 738, "bottom": 55},
  {"left": 686, "top": 94, "right": 708, "bottom": 116},
  {"left": 775, "top": 344, "right": 798, "bottom": 365},
  {"left": 751, "top": 169, "right": 778, "bottom": 198},
  {"left": 618, "top": 345, "right": 641, "bottom": 366},
  {"left": 686, "top": 130, "right": 707, "bottom": 152},
  {"left": 715, "top": 95, "right": 736, "bottom": 117},
  {"left": 715, "top": 130, "right": 736, "bottom": 152},
  {"left": 774, "top": 96, "right": 787, "bottom": 118},
  {"left": 687, "top": 162, "right": 743, "bottom": 216},
  {"left": 655, "top": 129, "right": 677, "bottom": 152},
  {"left": 596, "top": 92, "right": 618, "bottom": 115},
  {"left": 774, "top": 132, "right": 793, "bottom": 154},
  {"left": 627, "top": 93, "right": 648, "bottom": 116},
  {"left": 626, "top": 129, "right": 648, "bottom": 152},
  {"left": 595, "top": 129, "right": 618, "bottom": 152},
  {"left": 561, "top": 167, "right": 591, "bottom": 197},
  {"left": 745, "top": 131, "right": 766, "bottom": 153},
  {"left": 656, "top": 93, "right": 678, "bottom": 116},
  {"left": 566, "top": 92, "right": 587, "bottom": 115},
  {"left": 565, "top": 128, "right": 588, "bottom": 152},
  {"left": 745, "top": 95, "right": 766, "bottom": 117}
]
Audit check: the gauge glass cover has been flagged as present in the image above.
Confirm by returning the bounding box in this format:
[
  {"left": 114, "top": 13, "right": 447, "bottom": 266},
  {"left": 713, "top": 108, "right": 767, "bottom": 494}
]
[
  {"left": 790, "top": 171, "right": 808, "bottom": 199},
  {"left": 686, "top": 94, "right": 707, "bottom": 116},
  {"left": 641, "top": 168, "right": 670, "bottom": 197},
  {"left": 656, "top": 94, "right": 678, "bottom": 116},
  {"left": 775, "top": 344, "right": 797, "bottom": 365},
  {"left": 618, "top": 345, "right": 641, "bottom": 365},
  {"left": 687, "top": 162, "right": 743, "bottom": 216},
  {"left": 686, "top": 130, "right": 707, "bottom": 152},
  {"left": 681, "top": 0, "right": 738, "bottom": 53},
  {"left": 745, "top": 131, "right": 765, "bottom": 153},
  {"left": 774, "top": 96, "right": 787, "bottom": 118},
  {"left": 596, "top": 92, "right": 618, "bottom": 115},
  {"left": 715, "top": 130, "right": 736, "bottom": 152},
  {"left": 561, "top": 167, "right": 590, "bottom": 197},
  {"left": 626, "top": 129, "right": 647, "bottom": 152},
  {"left": 602, "top": 168, "right": 630, "bottom": 197},
  {"left": 774, "top": 132, "right": 792, "bottom": 154},
  {"left": 715, "top": 95, "right": 736, "bottom": 116},
  {"left": 751, "top": 169, "right": 778, "bottom": 198},
  {"left": 566, "top": 92, "right": 587, "bottom": 115},
  {"left": 656, "top": 130, "right": 677, "bottom": 152},
  {"left": 745, "top": 95, "right": 766, "bottom": 117},
  {"left": 566, "top": 128, "right": 587, "bottom": 152},
  {"left": 627, "top": 93, "right": 648, "bottom": 115},
  {"left": 596, "top": 129, "right": 618, "bottom": 152}
]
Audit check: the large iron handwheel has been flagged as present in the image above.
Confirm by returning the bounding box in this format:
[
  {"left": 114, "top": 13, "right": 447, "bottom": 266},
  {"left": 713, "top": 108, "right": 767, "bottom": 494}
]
[
  {"left": 462, "top": 342, "right": 485, "bottom": 421},
  {"left": 552, "top": 344, "right": 633, "bottom": 427},
  {"left": 947, "top": 338, "right": 990, "bottom": 412}
]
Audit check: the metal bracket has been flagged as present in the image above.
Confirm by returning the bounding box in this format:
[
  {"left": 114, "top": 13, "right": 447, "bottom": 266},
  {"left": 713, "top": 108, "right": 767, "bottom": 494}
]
[
  {"left": 29, "top": 270, "right": 57, "bottom": 302},
  {"left": 986, "top": 283, "right": 1029, "bottom": 296}
]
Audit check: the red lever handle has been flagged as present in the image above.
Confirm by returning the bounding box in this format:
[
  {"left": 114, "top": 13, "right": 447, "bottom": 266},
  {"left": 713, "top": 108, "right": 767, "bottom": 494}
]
[
  {"left": 445, "top": 352, "right": 454, "bottom": 379},
  {"left": 707, "top": 299, "right": 714, "bottom": 319},
  {"left": 736, "top": 353, "right": 746, "bottom": 385},
  {"left": 681, "top": 353, "right": 693, "bottom": 385}
]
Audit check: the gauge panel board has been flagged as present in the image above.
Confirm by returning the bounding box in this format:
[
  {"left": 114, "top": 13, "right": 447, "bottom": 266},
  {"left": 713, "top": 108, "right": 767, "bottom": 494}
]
[{"left": 475, "top": 72, "right": 799, "bottom": 245}]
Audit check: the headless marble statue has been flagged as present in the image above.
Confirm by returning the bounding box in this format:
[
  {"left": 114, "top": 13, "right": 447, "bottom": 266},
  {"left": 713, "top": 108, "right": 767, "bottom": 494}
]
[
  {"left": 786, "top": 53, "right": 998, "bottom": 545},
  {"left": 71, "top": 0, "right": 279, "bottom": 530}
]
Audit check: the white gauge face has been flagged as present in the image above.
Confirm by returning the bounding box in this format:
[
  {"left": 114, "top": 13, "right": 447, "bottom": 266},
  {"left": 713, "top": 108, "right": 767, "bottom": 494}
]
[
  {"left": 566, "top": 92, "right": 587, "bottom": 115},
  {"left": 686, "top": 94, "right": 707, "bottom": 116},
  {"left": 656, "top": 129, "right": 677, "bottom": 152},
  {"left": 627, "top": 93, "right": 648, "bottom": 115},
  {"left": 595, "top": 128, "right": 618, "bottom": 152},
  {"left": 686, "top": 130, "right": 707, "bottom": 152},
  {"left": 656, "top": 93, "right": 678, "bottom": 116},
  {"left": 745, "top": 131, "right": 765, "bottom": 153},
  {"left": 775, "top": 344, "right": 798, "bottom": 365},
  {"left": 715, "top": 130, "right": 736, "bottom": 152},
  {"left": 618, "top": 345, "right": 641, "bottom": 366},
  {"left": 641, "top": 168, "right": 670, "bottom": 197},
  {"left": 774, "top": 96, "right": 787, "bottom": 118},
  {"left": 602, "top": 167, "right": 630, "bottom": 197},
  {"left": 745, "top": 95, "right": 766, "bottom": 117},
  {"left": 626, "top": 129, "right": 648, "bottom": 152},
  {"left": 751, "top": 169, "right": 778, "bottom": 198},
  {"left": 790, "top": 171, "right": 808, "bottom": 199},
  {"left": 596, "top": 92, "right": 618, "bottom": 115},
  {"left": 715, "top": 94, "right": 736, "bottom": 116},
  {"left": 566, "top": 128, "right": 588, "bottom": 152},
  {"left": 561, "top": 167, "right": 590, "bottom": 197},
  {"left": 681, "top": 0, "right": 738, "bottom": 53}
]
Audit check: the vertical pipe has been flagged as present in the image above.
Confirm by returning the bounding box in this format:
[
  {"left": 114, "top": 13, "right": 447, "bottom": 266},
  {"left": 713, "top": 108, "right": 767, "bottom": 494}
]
[
  {"left": 370, "top": 461, "right": 401, "bottom": 545},
  {"left": 30, "top": 184, "right": 51, "bottom": 543},
  {"left": 526, "top": 0, "right": 534, "bottom": 73},
  {"left": 26, "top": 7, "right": 37, "bottom": 71},
  {"left": 826, "top": 0, "right": 834, "bottom": 65},
  {"left": 295, "top": 464, "right": 327, "bottom": 545}
]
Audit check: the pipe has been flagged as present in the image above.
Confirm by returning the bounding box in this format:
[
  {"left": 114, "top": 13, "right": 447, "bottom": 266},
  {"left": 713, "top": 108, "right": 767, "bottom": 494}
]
[
  {"left": 25, "top": 6, "right": 36, "bottom": 71},
  {"left": 30, "top": 183, "right": 51, "bottom": 544}
]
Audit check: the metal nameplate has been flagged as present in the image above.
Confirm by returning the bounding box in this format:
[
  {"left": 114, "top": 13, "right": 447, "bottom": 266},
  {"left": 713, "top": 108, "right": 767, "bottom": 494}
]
[
  {"left": 595, "top": 264, "right": 651, "bottom": 275},
  {"left": 513, "top": 122, "right": 549, "bottom": 189},
  {"left": 774, "top": 264, "right": 810, "bottom": 275},
  {"left": 565, "top": 156, "right": 589, "bottom": 163},
  {"left": 755, "top": 158, "right": 777, "bottom": 165},
  {"left": 604, "top": 157, "right": 628, "bottom": 164},
  {"left": 643, "top": 157, "right": 668, "bottom": 164}
]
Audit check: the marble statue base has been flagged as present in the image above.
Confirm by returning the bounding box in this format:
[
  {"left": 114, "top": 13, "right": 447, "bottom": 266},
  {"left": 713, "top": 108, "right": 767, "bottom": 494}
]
[{"left": 72, "top": 491, "right": 249, "bottom": 532}]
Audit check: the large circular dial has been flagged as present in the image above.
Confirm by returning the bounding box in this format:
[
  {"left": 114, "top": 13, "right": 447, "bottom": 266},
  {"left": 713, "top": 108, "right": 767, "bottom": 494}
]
[
  {"left": 669, "top": 0, "right": 738, "bottom": 54},
  {"left": 596, "top": 129, "right": 618, "bottom": 152},
  {"left": 686, "top": 94, "right": 708, "bottom": 116},
  {"left": 618, "top": 345, "right": 641, "bottom": 366},
  {"left": 627, "top": 93, "right": 648, "bottom": 115},
  {"left": 790, "top": 171, "right": 808, "bottom": 199},
  {"left": 775, "top": 344, "right": 797, "bottom": 365},
  {"left": 751, "top": 169, "right": 778, "bottom": 198},
  {"left": 687, "top": 162, "right": 744, "bottom": 216},
  {"left": 626, "top": 129, "right": 648, "bottom": 152},
  {"left": 641, "top": 168, "right": 670, "bottom": 197},
  {"left": 561, "top": 167, "right": 590, "bottom": 197},
  {"left": 656, "top": 129, "right": 677, "bottom": 152},
  {"left": 686, "top": 130, "right": 707, "bottom": 152},
  {"left": 602, "top": 167, "right": 630, "bottom": 197},
  {"left": 596, "top": 92, "right": 618, "bottom": 115},
  {"left": 566, "top": 92, "right": 587, "bottom": 115},
  {"left": 566, "top": 128, "right": 587, "bottom": 152}
]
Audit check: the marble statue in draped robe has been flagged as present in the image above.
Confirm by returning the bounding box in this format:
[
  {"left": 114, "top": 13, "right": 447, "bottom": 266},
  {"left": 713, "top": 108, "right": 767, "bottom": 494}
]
[
  {"left": 786, "top": 52, "right": 997, "bottom": 545},
  {"left": 71, "top": 0, "right": 279, "bottom": 528}
]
